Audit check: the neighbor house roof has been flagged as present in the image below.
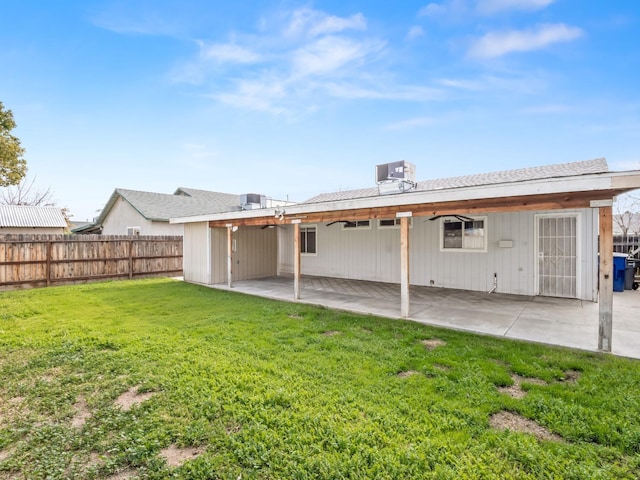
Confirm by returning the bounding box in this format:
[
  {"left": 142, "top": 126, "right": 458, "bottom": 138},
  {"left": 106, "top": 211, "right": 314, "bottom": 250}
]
[
  {"left": 92, "top": 187, "right": 242, "bottom": 226},
  {"left": 171, "top": 158, "right": 640, "bottom": 226},
  {"left": 303, "top": 158, "right": 609, "bottom": 204},
  {"left": 0, "top": 205, "right": 68, "bottom": 228}
]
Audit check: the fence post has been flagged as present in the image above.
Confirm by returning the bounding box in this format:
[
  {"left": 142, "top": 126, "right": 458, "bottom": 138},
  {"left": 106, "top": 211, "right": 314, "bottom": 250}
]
[
  {"left": 46, "top": 241, "right": 52, "bottom": 287},
  {"left": 129, "top": 239, "right": 133, "bottom": 279}
]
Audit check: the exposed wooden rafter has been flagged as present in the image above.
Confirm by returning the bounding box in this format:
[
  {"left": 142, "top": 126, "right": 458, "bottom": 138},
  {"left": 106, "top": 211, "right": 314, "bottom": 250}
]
[{"left": 209, "top": 190, "right": 617, "bottom": 228}]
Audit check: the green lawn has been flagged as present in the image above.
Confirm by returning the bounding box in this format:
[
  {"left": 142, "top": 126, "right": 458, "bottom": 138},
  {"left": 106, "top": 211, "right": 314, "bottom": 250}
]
[{"left": 1, "top": 278, "right": 640, "bottom": 479}]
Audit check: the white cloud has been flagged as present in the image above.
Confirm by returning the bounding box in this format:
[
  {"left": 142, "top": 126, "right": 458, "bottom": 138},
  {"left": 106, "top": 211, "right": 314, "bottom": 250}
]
[
  {"left": 406, "top": 26, "right": 425, "bottom": 40},
  {"left": 418, "top": 3, "right": 447, "bottom": 17},
  {"left": 325, "top": 83, "right": 443, "bottom": 102},
  {"left": 199, "top": 42, "right": 261, "bottom": 64},
  {"left": 419, "top": 0, "right": 555, "bottom": 18},
  {"left": 169, "top": 6, "right": 443, "bottom": 115},
  {"left": 418, "top": 0, "right": 472, "bottom": 17},
  {"left": 468, "top": 23, "right": 583, "bottom": 58},
  {"left": 286, "top": 8, "right": 366, "bottom": 38},
  {"left": 384, "top": 117, "right": 437, "bottom": 130},
  {"left": 477, "top": 0, "right": 555, "bottom": 14},
  {"left": 437, "top": 78, "right": 485, "bottom": 90},
  {"left": 292, "top": 36, "right": 384, "bottom": 77},
  {"left": 522, "top": 104, "right": 572, "bottom": 114},
  {"left": 213, "top": 78, "right": 288, "bottom": 115}
]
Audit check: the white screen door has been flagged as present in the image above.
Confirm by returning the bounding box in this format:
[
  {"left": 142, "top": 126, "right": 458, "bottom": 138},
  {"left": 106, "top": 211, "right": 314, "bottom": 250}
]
[{"left": 537, "top": 216, "right": 577, "bottom": 298}]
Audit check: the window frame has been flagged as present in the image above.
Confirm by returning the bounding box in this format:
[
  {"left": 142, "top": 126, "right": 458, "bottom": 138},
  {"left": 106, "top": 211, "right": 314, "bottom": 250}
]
[
  {"left": 341, "top": 220, "right": 372, "bottom": 230},
  {"left": 378, "top": 218, "right": 413, "bottom": 229},
  {"left": 127, "top": 226, "right": 141, "bottom": 236},
  {"left": 300, "top": 225, "right": 318, "bottom": 256},
  {"left": 439, "top": 216, "right": 488, "bottom": 253}
]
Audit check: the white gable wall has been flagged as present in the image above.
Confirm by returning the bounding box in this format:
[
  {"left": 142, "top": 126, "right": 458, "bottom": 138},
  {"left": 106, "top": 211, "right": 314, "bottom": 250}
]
[
  {"left": 277, "top": 208, "right": 598, "bottom": 301},
  {"left": 183, "top": 222, "right": 210, "bottom": 284},
  {"left": 102, "top": 197, "right": 184, "bottom": 236}
]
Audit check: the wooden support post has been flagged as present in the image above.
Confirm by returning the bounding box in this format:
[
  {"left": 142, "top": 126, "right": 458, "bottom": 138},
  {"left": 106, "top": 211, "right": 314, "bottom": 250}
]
[
  {"left": 400, "top": 215, "right": 410, "bottom": 317},
  {"left": 598, "top": 206, "right": 613, "bottom": 352},
  {"left": 293, "top": 222, "right": 301, "bottom": 300},
  {"left": 128, "top": 239, "right": 133, "bottom": 279},
  {"left": 46, "top": 241, "right": 52, "bottom": 287},
  {"left": 227, "top": 226, "right": 233, "bottom": 288}
]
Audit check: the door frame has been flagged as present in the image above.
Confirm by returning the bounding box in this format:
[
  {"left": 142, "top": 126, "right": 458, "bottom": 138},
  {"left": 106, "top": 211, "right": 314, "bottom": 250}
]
[{"left": 534, "top": 212, "right": 582, "bottom": 299}]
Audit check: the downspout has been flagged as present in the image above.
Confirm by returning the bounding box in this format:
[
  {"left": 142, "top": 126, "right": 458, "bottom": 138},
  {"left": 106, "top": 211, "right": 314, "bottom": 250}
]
[{"left": 488, "top": 273, "right": 497, "bottom": 294}]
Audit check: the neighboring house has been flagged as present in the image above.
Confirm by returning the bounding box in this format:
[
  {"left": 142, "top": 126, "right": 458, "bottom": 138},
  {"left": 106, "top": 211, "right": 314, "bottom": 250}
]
[
  {"left": 74, "top": 187, "right": 294, "bottom": 236},
  {"left": 0, "top": 205, "right": 68, "bottom": 234},
  {"left": 172, "top": 158, "right": 640, "bottom": 314}
]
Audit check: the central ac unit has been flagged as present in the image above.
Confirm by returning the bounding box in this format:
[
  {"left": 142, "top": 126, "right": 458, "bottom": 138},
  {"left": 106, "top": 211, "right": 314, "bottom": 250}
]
[{"left": 375, "top": 161, "right": 416, "bottom": 183}]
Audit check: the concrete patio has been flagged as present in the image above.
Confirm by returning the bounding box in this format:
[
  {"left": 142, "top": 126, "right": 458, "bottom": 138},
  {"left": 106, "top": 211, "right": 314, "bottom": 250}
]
[{"left": 210, "top": 276, "right": 640, "bottom": 360}]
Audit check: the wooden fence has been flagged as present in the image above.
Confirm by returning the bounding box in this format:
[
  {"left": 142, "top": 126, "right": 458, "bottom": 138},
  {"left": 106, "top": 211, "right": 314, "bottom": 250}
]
[
  {"left": 614, "top": 235, "right": 640, "bottom": 258},
  {"left": 0, "top": 234, "right": 182, "bottom": 290}
]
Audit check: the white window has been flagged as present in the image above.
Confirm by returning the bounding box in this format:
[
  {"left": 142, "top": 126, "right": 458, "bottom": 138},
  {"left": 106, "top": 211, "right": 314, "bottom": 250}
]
[
  {"left": 300, "top": 226, "right": 317, "bottom": 255},
  {"left": 127, "top": 227, "right": 141, "bottom": 236},
  {"left": 378, "top": 218, "right": 413, "bottom": 229},
  {"left": 440, "top": 217, "right": 487, "bottom": 252},
  {"left": 342, "top": 220, "right": 371, "bottom": 230}
]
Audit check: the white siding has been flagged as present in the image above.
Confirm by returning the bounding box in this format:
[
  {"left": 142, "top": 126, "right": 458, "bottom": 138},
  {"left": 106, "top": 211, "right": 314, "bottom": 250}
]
[
  {"left": 183, "top": 222, "right": 210, "bottom": 284},
  {"left": 277, "top": 209, "right": 598, "bottom": 301},
  {"left": 210, "top": 226, "right": 277, "bottom": 284},
  {"left": 102, "top": 197, "right": 184, "bottom": 236}
]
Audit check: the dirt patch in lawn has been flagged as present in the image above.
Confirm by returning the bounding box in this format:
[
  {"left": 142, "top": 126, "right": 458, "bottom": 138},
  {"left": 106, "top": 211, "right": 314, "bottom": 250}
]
[
  {"left": 323, "top": 330, "right": 341, "bottom": 336},
  {"left": 433, "top": 363, "right": 451, "bottom": 372},
  {"left": 225, "top": 422, "right": 242, "bottom": 434},
  {"left": 397, "top": 370, "right": 421, "bottom": 378},
  {"left": 490, "top": 411, "right": 562, "bottom": 442},
  {"left": 0, "top": 445, "right": 15, "bottom": 462},
  {"left": 71, "top": 397, "right": 92, "bottom": 428},
  {"left": 561, "top": 370, "right": 581, "bottom": 383},
  {"left": 1, "top": 396, "right": 28, "bottom": 425},
  {"left": 421, "top": 338, "right": 446, "bottom": 350},
  {"left": 41, "top": 367, "right": 64, "bottom": 383},
  {"left": 105, "top": 468, "right": 140, "bottom": 479},
  {"left": 498, "top": 374, "right": 547, "bottom": 399},
  {"left": 114, "top": 386, "right": 156, "bottom": 411},
  {"left": 288, "top": 314, "right": 304, "bottom": 319},
  {"left": 160, "top": 444, "right": 205, "bottom": 467}
]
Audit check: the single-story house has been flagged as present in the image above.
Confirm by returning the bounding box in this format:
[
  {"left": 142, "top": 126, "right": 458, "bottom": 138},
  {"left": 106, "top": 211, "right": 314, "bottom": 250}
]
[
  {"left": 0, "top": 205, "right": 68, "bottom": 234},
  {"left": 74, "top": 187, "right": 293, "bottom": 236},
  {"left": 171, "top": 158, "right": 640, "bottom": 352}
]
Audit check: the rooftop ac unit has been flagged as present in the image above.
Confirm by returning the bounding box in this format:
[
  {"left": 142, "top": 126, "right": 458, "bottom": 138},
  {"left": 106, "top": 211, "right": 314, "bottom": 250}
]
[
  {"left": 376, "top": 161, "right": 416, "bottom": 183},
  {"left": 241, "top": 193, "right": 266, "bottom": 210},
  {"left": 375, "top": 161, "right": 417, "bottom": 195}
]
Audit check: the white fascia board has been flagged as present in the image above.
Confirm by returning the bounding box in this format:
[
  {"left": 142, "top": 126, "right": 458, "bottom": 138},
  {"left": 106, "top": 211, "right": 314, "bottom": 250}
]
[
  {"left": 171, "top": 171, "right": 640, "bottom": 224},
  {"left": 171, "top": 208, "right": 276, "bottom": 224}
]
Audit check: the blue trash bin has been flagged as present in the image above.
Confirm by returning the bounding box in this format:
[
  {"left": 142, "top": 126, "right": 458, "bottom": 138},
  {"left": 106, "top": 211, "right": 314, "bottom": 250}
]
[{"left": 613, "top": 253, "right": 627, "bottom": 292}]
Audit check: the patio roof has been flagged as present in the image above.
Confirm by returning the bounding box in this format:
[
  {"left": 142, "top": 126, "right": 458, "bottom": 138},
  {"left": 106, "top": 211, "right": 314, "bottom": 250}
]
[{"left": 170, "top": 158, "right": 640, "bottom": 227}]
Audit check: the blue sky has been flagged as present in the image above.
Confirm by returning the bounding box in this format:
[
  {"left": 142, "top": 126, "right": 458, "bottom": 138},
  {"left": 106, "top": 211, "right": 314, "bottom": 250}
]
[{"left": 1, "top": 0, "right": 638, "bottom": 221}]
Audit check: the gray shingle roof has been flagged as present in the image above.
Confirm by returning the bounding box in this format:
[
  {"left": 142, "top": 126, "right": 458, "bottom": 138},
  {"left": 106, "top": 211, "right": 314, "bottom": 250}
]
[
  {"left": 97, "top": 187, "right": 242, "bottom": 224},
  {"left": 0, "top": 205, "right": 68, "bottom": 228},
  {"left": 303, "top": 158, "right": 609, "bottom": 204}
]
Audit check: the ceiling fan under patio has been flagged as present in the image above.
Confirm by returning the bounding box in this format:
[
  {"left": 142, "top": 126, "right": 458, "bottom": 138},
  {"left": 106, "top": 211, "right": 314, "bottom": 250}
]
[
  {"left": 325, "top": 220, "right": 357, "bottom": 227},
  {"left": 428, "top": 214, "right": 475, "bottom": 222}
]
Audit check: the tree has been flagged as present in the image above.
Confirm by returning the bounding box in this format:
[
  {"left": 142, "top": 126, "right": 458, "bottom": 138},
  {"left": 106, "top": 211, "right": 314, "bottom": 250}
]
[
  {"left": 0, "top": 175, "right": 54, "bottom": 206},
  {"left": 0, "top": 102, "right": 27, "bottom": 186},
  {"left": 614, "top": 192, "right": 640, "bottom": 237}
]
